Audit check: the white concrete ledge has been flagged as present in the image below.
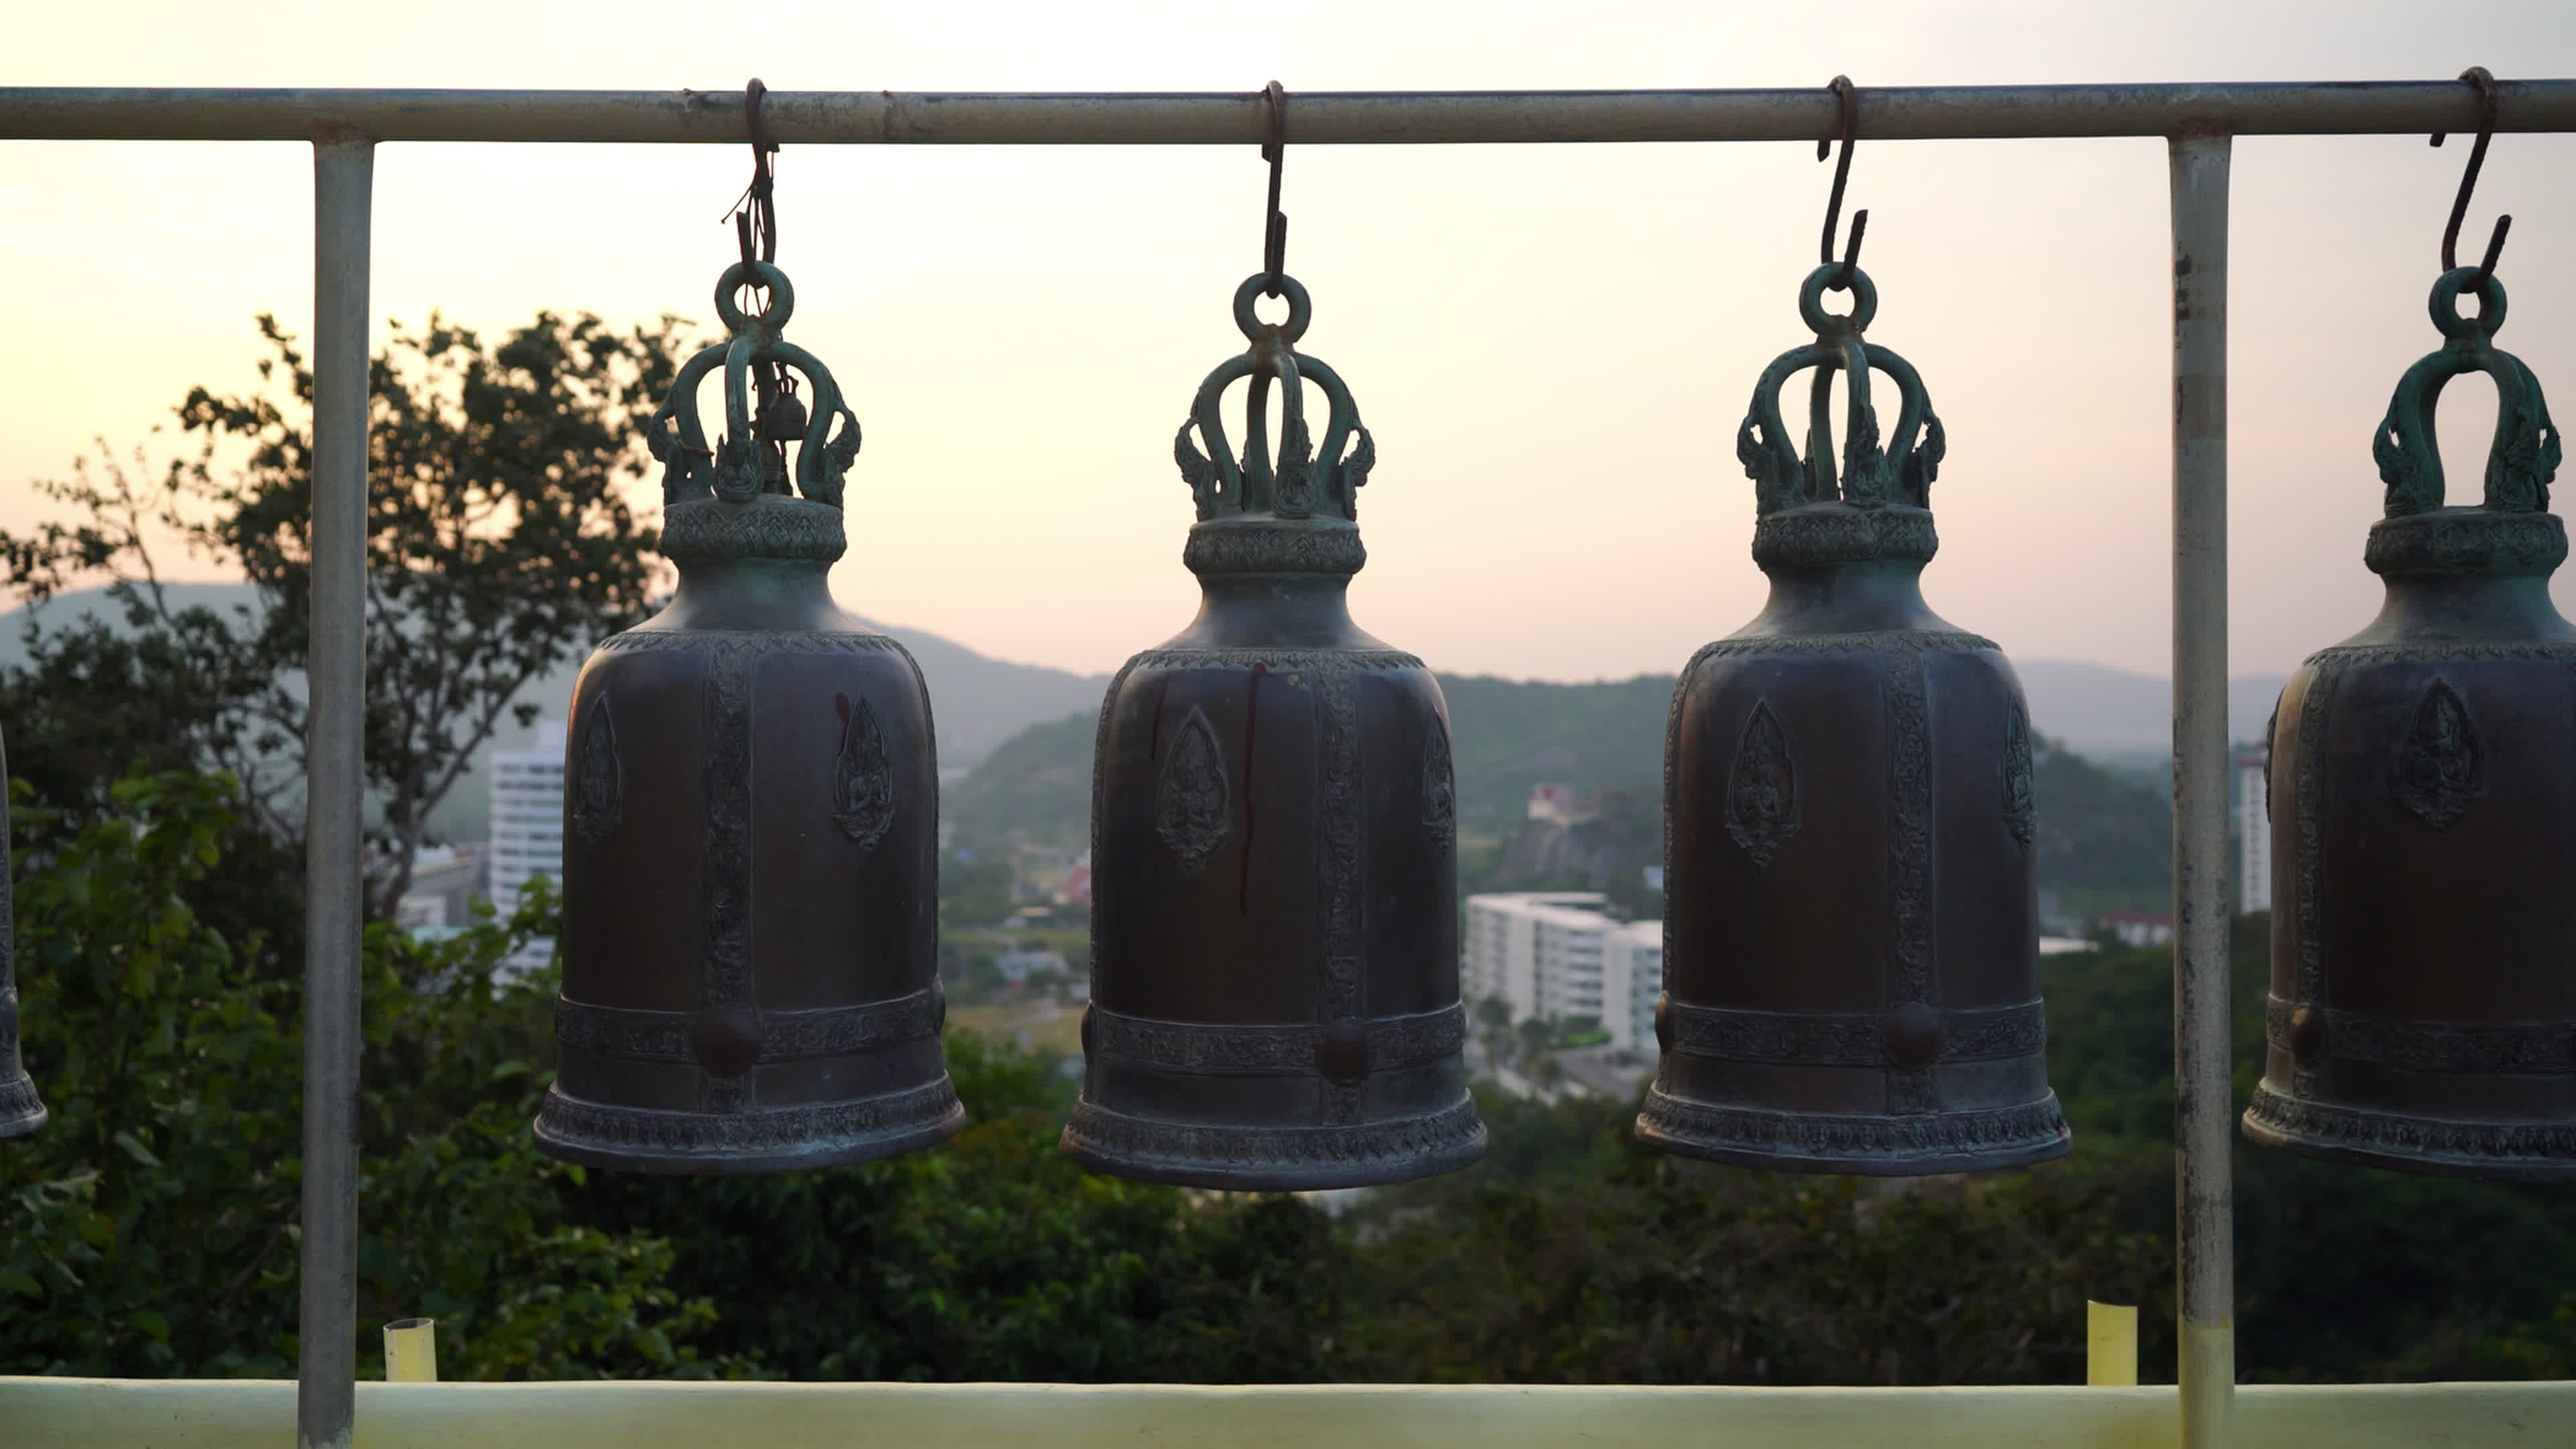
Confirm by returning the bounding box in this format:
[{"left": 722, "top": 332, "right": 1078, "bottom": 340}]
[{"left": 7, "top": 1377, "right": 2576, "bottom": 1449}]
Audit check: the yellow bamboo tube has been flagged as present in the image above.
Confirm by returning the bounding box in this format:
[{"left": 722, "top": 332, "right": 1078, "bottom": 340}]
[
  {"left": 383, "top": 1320, "right": 439, "bottom": 1384},
  {"left": 2087, "top": 1302, "right": 2139, "bottom": 1387}
]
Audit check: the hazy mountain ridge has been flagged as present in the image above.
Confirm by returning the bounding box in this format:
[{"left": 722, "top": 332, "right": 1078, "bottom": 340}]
[
  {"left": 0, "top": 584, "right": 2268, "bottom": 861},
  {"left": 0, "top": 582, "right": 1109, "bottom": 840},
  {"left": 951, "top": 678, "right": 2176, "bottom": 920}
]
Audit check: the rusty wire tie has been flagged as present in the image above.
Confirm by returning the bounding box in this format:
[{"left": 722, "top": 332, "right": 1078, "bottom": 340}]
[{"left": 734, "top": 78, "right": 780, "bottom": 272}]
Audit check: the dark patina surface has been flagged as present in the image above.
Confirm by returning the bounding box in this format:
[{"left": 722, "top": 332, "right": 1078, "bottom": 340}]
[
  {"left": 1065, "top": 273, "right": 1486, "bottom": 1190},
  {"left": 2244, "top": 267, "right": 2576, "bottom": 1181},
  {"left": 533, "top": 260, "right": 959, "bottom": 1173},
  {"left": 1640, "top": 264, "right": 2070, "bottom": 1175}
]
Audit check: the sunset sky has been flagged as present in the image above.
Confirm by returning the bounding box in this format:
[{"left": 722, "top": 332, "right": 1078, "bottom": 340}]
[{"left": 5, "top": 1, "right": 2576, "bottom": 682}]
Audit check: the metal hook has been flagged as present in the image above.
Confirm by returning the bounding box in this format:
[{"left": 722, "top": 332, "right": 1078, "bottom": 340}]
[
  {"left": 1260, "top": 80, "right": 1288, "bottom": 297},
  {"left": 2432, "top": 66, "right": 2510, "bottom": 287},
  {"left": 1818, "top": 76, "right": 1868, "bottom": 290}
]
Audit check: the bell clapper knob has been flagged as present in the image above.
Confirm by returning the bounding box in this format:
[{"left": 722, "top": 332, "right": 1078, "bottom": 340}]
[
  {"left": 1882, "top": 1001, "right": 1941, "bottom": 1071},
  {"left": 690, "top": 1004, "right": 765, "bottom": 1079},
  {"left": 1316, "top": 1018, "right": 1372, "bottom": 1085},
  {"left": 2287, "top": 1002, "right": 2326, "bottom": 1065}
]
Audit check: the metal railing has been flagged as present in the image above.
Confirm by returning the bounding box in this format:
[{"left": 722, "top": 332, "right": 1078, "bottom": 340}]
[{"left": 1, "top": 78, "right": 2571, "bottom": 1449}]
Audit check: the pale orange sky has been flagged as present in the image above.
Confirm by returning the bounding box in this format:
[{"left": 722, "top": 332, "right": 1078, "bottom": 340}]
[{"left": 5, "top": 1, "right": 2576, "bottom": 682}]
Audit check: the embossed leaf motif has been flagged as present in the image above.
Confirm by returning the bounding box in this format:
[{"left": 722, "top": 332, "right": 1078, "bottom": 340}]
[
  {"left": 1423, "top": 724, "right": 1456, "bottom": 835},
  {"left": 2002, "top": 703, "right": 2037, "bottom": 848},
  {"left": 570, "top": 696, "right": 623, "bottom": 849},
  {"left": 831, "top": 692, "right": 896, "bottom": 851},
  {"left": 2396, "top": 677, "right": 2485, "bottom": 830},
  {"left": 1156, "top": 706, "right": 1232, "bottom": 875},
  {"left": 1724, "top": 700, "right": 1801, "bottom": 867}
]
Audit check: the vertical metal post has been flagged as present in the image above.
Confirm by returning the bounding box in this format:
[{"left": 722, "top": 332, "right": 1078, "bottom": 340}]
[
  {"left": 2168, "top": 131, "right": 2234, "bottom": 1449},
  {"left": 299, "top": 133, "right": 373, "bottom": 1449}
]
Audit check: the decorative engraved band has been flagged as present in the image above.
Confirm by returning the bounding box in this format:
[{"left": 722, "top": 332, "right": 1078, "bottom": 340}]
[
  {"left": 658, "top": 495, "right": 848, "bottom": 565},
  {"left": 534, "top": 1075, "right": 963, "bottom": 1159},
  {"left": 1061, "top": 1095, "right": 1487, "bottom": 1173},
  {"left": 1637, "top": 1083, "right": 2070, "bottom": 1163},
  {"left": 554, "top": 989, "right": 943, "bottom": 1067},
  {"left": 2244, "top": 1083, "right": 2576, "bottom": 1173},
  {"left": 1662, "top": 998, "right": 2045, "bottom": 1067},
  {"left": 2266, "top": 995, "right": 2576, "bottom": 1073},
  {"left": 1182, "top": 519, "right": 1367, "bottom": 577},
  {"left": 0, "top": 1069, "right": 44, "bottom": 1131},
  {"left": 1086, "top": 1002, "right": 1467, "bottom": 1076},
  {"left": 592, "top": 628, "right": 908, "bottom": 656},
  {"left": 1751, "top": 504, "right": 1938, "bottom": 569},
  {"left": 2363, "top": 508, "right": 2567, "bottom": 580}
]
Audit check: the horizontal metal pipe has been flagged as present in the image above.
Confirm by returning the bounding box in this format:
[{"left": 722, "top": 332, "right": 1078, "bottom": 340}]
[{"left": 2, "top": 79, "right": 2575, "bottom": 146}]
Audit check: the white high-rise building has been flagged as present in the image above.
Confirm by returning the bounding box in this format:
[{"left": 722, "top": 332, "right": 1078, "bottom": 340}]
[
  {"left": 489, "top": 720, "right": 566, "bottom": 977},
  {"left": 1464, "top": 892, "right": 1662, "bottom": 1054},
  {"left": 2239, "top": 747, "right": 2273, "bottom": 915},
  {"left": 1603, "top": 920, "right": 1664, "bottom": 1055}
]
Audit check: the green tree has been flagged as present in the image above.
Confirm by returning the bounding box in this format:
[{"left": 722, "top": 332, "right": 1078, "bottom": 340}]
[
  {"left": 0, "top": 771, "right": 716, "bottom": 1379},
  {"left": 571, "top": 1032, "right": 1343, "bottom": 1383},
  {"left": 0, "top": 309, "right": 688, "bottom": 914}
]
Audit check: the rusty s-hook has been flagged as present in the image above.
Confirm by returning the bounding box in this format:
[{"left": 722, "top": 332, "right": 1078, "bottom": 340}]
[
  {"left": 2432, "top": 66, "right": 2510, "bottom": 287},
  {"left": 1819, "top": 76, "right": 1868, "bottom": 290},
  {"left": 1260, "top": 80, "right": 1289, "bottom": 298}
]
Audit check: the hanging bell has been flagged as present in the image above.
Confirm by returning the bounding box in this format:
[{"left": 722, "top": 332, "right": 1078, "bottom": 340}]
[
  {"left": 1, "top": 724, "right": 44, "bottom": 1140},
  {"left": 1638, "top": 264, "right": 2071, "bottom": 1175},
  {"left": 533, "top": 260, "right": 961, "bottom": 1173},
  {"left": 2243, "top": 266, "right": 2576, "bottom": 1179},
  {"left": 1063, "top": 273, "right": 1487, "bottom": 1189}
]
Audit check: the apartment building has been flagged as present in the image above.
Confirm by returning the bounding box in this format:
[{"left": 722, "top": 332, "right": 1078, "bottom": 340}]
[
  {"left": 488, "top": 720, "right": 566, "bottom": 979},
  {"left": 2239, "top": 746, "right": 2273, "bottom": 914},
  {"left": 1464, "top": 892, "right": 1662, "bottom": 1055}
]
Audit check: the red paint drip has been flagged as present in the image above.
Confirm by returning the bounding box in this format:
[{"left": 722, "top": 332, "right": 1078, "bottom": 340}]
[{"left": 1238, "top": 663, "right": 1268, "bottom": 914}]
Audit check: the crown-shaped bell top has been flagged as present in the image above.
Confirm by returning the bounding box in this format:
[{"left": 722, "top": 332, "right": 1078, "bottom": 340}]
[
  {"left": 1734, "top": 265, "right": 1948, "bottom": 570},
  {"left": 646, "top": 260, "right": 864, "bottom": 513},
  {"left": 1173, "top": 274, "right": 1376, "bottom": 533}
]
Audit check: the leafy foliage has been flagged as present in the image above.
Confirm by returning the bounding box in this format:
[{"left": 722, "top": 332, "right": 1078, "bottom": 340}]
[
  {"left": 2041, "top": 918, "right": 2576, "bottom": 1383},
  {"left": 0, "top": 773, "right": 712, "bottom": 1379},
  {"left": 0, "top": 310, "right": 688, "bottom": 913},
  {"left": 1342, "top": 1100, "right": 2166, "bottom": 1385},
  {"left": 9, "top": 788, "right": 2576, "bottom": 1387}
]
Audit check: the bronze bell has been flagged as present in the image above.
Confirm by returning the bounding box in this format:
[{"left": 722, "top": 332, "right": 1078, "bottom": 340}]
[
  {"left": 1, "top": 724, "right": 44, "bottom": 1140},
  {"left": 533, "top": 260, "right": 961, "bottom": 1173},
  {"left": 2243, "top": 266, "right": 2576, "bottom": 1179},
  {"left": 1638, "top": 264, "right": 2071, "bottom": 1175},
  {"left": 1062, "top": 272, "right": 1488, "bottom": 1189}
]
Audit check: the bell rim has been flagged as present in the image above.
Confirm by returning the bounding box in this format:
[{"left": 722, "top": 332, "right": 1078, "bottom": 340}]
[
  {"left": 1059, "top": 1097, "right": 1487, "bottom": 1191},
  {"left": 0, "top": 1068, "right": 46, "bottom": 1140},
  {"left": 2243, "top": 1080, "right": 2576, "bottom": 1183},
  {"left": 531, "top": 1075, "right": 963, "bottom": 1176},
  {"left": 1633, "top": 1083, "right": 2072, "bottom": 1177}
]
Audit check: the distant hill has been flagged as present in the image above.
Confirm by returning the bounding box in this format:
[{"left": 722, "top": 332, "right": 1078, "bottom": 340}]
[
  {"left": 951, "top": 673, "right": 2177, "bottom": 925},
  {"left": 941, "top": 674, "right": 1676, "bottom": 850},
  {"left": 945, "top": 709, "right": 1097, "bottom": 847},
  {"left": 2016, "top": 659, "right": 2288, "bottom": 764},
  {"left": 1436, "top": 674, "right": 1674, "bottom": 837},
  {"left": 0, "top": 582, "right": 1108, "bottom": 840},
  {"left": 0, "top": 583, "right": 2233, "bottom": 893},
  {"left": 2031, "top": 736, "right": 2171, "bottom": 923}
]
